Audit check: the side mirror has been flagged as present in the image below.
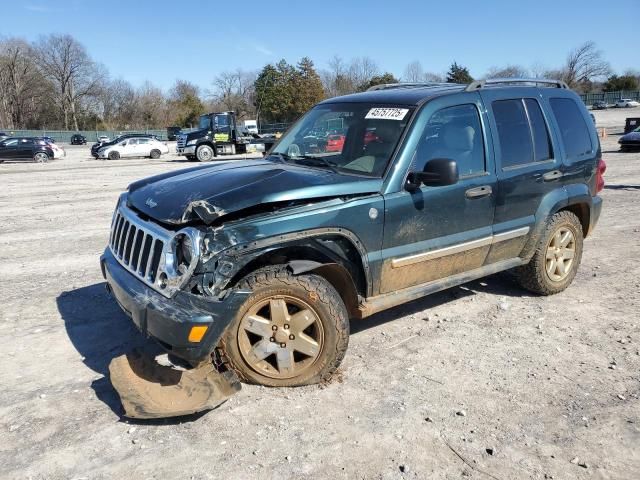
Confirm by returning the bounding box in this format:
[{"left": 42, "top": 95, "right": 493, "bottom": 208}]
[{"left": 406, "top": 158, "right": 459, "bottom": 190}]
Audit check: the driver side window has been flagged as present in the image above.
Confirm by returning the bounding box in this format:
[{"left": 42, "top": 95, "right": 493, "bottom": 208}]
[{"left": 414, "top": 104, "right": 485, "bottom": 177}]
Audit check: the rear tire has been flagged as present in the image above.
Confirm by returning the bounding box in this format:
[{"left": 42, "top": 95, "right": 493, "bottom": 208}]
[
  {"left": 108, "top": 151, "right": 120, "bottom": 160},
  {"left": 196, "top": 145, "right": 215, "bottom": 162},
  {"left": 219, "top": 266, "right": 349, "bottom": 387},
  {"left": 150, "top": 149, "right": 161, "bottom": 159},
  {"left": 512, "top": 211, "right": 584, "bottom": 295}
]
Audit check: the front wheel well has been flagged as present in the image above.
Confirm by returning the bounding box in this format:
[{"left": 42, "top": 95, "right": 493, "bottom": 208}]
[{"left": 227, "top": 243, "right": 365, "bottom": 318}]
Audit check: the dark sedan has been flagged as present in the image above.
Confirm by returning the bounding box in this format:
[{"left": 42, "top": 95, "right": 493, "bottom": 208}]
[
  {"left": 592, "top": 101, "right": 608, "bottom": 110},
  {"left": 71, "top": 134, "right": 87, "bottom": 145},
  {"left": 0, "top": 137, "right": 54, "bottom": 163},
  {"left": 619, "top": 126, "right": 640, "bottom": 151}
]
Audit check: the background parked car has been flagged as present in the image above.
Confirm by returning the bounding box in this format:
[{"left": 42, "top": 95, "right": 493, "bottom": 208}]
[
  {"left": 615, "top": 98, "right": 640, "bottom": 108},
  {"left": 97, "top": 136, "right": 169, "bottom": 160},
  {"left": 97, "top": 135, "right": 110, "bottom": 143},
  {"left": 70, "top": 134, "right": 87, "bottom": 145},
  {"left": 0, "top": 137, "right": 54, "bottom": 163},
  {"left": 0, "top": 132, "right": 8, "bottom": 141},
  {"left": 91, "top": 133, "right": 159, "bottom": 158},
  {"left": 618, "top": 125, "right": 640, "bottom": 151},
  {"left": 592, "top": 100, "right": 608, "bottom": 110}
]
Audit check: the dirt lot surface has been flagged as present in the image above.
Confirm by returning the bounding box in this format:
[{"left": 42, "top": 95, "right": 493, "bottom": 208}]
[{"left": 1, "top": 111, "right": 639, "bottom": 480}]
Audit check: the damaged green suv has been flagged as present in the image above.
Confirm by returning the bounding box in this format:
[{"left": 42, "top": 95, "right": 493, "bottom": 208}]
[{"left": 101, "top": 79, "right": 604, "bottom": 388}]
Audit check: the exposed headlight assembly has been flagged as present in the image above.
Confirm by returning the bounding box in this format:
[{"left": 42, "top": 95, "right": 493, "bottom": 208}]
[{"left": 157, "top": 227, "right": 203, "bottom": 293}]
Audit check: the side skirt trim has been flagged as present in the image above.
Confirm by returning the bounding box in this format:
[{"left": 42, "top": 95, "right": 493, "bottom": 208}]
[
  {"left": 357, "top": 257, "right": 525, "bottom": 318},
  {"left": 391, "top": 227, "right": 530, "bottom": 269}
]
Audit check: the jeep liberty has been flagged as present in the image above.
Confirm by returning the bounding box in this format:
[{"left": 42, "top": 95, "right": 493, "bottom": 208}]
[{"left": 101, "top": 79, "right": 605, "bottom": 388}]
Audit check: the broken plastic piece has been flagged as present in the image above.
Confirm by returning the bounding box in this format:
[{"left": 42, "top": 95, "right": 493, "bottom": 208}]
[{"left": 109, "top": 349, "right": 241, "bottom": 419}]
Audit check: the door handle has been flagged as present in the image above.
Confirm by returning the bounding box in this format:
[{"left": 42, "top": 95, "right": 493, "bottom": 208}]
[
  {"left": 542, "top": 170, "right": 563, "bottom": 181},
  {"left": 465, "top": 185, "right": 492, "bottom": 199}
]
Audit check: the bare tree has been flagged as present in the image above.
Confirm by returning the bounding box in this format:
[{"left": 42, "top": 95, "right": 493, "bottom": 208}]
[
  {"left": 403, "top": 61, "right": 425, "bottom": 82},
  {"left": 484, "top": 64, "right": 530, "bottom": 79},
  {"left": 321, "top": 55, "right": 356, "bottom": 97},
  {"left": 561, "top": 41, "right": 611, "bottom": 90},
  {"left": 34, "top": 34, "right": 104, "bottom": 130},
  {"left": 0, "top": 38, "right": 46, "bottom": 128},
  {"left": 135, "top": 81, "right": 168, "bottom": 129},
  {"left": 349, "top": 56, "right": 380, "bottom": 88},
  {"left": 99, "top": 78, "right": 137, "bottom": 129},
  {"left": 209, "top": 69, "right": 257, "bottom": 119},
  {"left": 423, "top": 71, "right": 445, "bottom": 82}
]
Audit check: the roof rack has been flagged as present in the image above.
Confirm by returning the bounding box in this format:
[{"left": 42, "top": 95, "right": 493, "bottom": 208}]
[
  {"left": 367, "top": 82, "right": 462, "bottom": 92},
  {"left": 465, "top": 78, "right": 569, "bottom": 92}
]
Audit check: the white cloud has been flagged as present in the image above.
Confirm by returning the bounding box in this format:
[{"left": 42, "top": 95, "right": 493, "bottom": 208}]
[
  {"left": 25, "top": 5, "right": 50, "bottom": 12},
  {"left": 253, "top": 44, "right": 273, "bottom": 56}
]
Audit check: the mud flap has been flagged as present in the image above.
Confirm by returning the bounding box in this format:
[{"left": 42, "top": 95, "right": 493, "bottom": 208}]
[{"left": 109, "top": 349, "right": 241, "bottom": 419}]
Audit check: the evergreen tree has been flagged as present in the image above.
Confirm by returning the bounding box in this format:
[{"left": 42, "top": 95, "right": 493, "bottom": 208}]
[
  {"left": 358, "top": 72, "right": 399, "bottom": 91},
  {"left": 446, "top": 62, "right": 474, "bottom": 84}
]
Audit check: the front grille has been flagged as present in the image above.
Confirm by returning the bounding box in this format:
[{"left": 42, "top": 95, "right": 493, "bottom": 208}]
[
  {"left": 177, "top": 135, "right": 187, "bottom": 148},
  {"left": 109, "top": 204, "right": 170, "bottom": 291}
]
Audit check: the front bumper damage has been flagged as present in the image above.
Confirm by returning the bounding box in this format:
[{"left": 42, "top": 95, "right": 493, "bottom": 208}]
[
  {"left": 109, "top": 349, "right": 240, "bottom": 419},
  {"left": 100, "top": 248, "right": 248, "bottom": 418}
]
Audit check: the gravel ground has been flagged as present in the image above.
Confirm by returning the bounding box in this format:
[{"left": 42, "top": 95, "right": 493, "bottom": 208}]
[{"left": 0, "top": 110, "right": 639, "bottom": 480}]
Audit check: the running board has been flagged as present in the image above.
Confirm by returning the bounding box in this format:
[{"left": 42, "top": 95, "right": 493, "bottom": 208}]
[{"left": 357, "top": 258, "right": 525, "bottom": 318}]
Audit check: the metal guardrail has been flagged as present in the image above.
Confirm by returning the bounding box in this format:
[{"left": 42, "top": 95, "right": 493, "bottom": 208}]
[
  {"left": 0, "top": 129, "right": 168, "bottom": 143},
  {"left": 579, "top": 90, "right": 640, "bottom": 106}
]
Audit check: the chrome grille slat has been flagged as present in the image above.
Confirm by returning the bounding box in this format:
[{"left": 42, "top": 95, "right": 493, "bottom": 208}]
[
  {"left": 144, "top": 238, "right": 156, "bottom": 280},
  {"left": 108, "top": 203, "right": 172, "bottom": 296}
]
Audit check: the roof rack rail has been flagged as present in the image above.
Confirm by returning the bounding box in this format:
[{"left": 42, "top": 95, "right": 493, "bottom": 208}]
[
  {"left": 465, "top": 78, "right": 569, "bottom": 92},
  {"left": 367, "top": 82, "right": 462, "bottom": 92}
]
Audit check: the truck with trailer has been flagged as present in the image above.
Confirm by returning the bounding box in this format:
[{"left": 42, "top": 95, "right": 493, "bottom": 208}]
[{"left": 176, "top": 111, "right": 275, "bottom": 161}]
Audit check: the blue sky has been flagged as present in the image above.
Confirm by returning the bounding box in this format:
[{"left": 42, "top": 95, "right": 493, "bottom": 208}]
[{"left": 2, "top": 0, "right": 638, "bottom": 91}]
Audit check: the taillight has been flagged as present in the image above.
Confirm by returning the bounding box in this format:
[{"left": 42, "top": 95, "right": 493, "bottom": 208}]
[{"left": 596, "top": 158, "right": 606, "bottom": 193}]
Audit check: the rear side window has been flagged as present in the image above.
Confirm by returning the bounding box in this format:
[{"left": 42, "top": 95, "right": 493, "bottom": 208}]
[
  {"left": 549, "top": 98, "right": 592, "bottom": 160},
  {"left": 492, "top": 99, "right": 533, "bottom": 168},
  {"left": 524, "top": 99, "right": 552, "bottom": 162}
]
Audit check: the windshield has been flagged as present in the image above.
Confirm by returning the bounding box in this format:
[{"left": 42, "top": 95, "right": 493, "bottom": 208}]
[
  {"left": 198, "top": 115, "right": 211, "bottom": 130},
  {"left": 270, "top": 103, "right": 413, "bottom": 177}
]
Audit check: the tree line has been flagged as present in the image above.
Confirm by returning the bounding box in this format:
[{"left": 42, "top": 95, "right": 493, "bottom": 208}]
[{"left": 1, "top": 35, "right": 638, "bottom": 131}]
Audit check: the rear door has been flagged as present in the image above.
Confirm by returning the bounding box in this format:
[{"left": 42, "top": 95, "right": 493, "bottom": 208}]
[
  {"left": 379, "top": 93, "right": 497, "bottom": 294},
  {"left": 479, "top": 90, "right": 560, "bottom": 263},
  {"left": 136, "top": 138, "right": 151, "bottom": 156},
  {"left": 16, "top": 138, "right": 35, "bottom": 159}
]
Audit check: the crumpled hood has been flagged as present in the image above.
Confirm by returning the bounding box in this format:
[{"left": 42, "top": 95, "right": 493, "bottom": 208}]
[{"left": 127, "top": 159, "right": 381, "bottom": 225}]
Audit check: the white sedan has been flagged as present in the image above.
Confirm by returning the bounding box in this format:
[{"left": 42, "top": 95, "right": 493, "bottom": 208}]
[
  {"left": 97, "top": 137, "right": 169, "bottom": 160},
  {"left": 615, "top": 98, "right": 640, "bottom": 108}
]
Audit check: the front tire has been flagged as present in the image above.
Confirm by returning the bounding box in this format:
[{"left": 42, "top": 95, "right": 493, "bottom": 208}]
[
  {"left": 512, "top": 211, "right": 584, "bottom": 295},
  {"left": 150, "top": 149, "right": 161, "bottom": 159},
  {"left": 34, "top": 152, "right": 49, "bottom": 163},
  {"left": 196, "top": 145, "right": 215, "bottom": 162},
  {"left": 219, "top": 266, "right": 349, "bottom": 387},
  {"left": 108, "top": 151, "right": 120, "bottom": 160}
]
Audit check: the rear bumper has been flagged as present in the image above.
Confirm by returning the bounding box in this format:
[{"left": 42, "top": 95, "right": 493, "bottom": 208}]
[
  {"left": 100, "top": 248, "right": 249, "bottom": 364},
  {"left": 587, "top": 195, "right": 603, "bottom": 237}
]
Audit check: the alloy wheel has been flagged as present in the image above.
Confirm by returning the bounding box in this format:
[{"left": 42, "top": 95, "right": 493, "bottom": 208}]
[
  {"left": 238, "top": 296, "right": 324, "bottom": 379},
  {"left": 545, "top": 227, "right": 576, "bottom": 282}
]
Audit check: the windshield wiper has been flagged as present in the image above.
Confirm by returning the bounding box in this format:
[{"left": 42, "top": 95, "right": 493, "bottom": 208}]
[{"left": 293, "top": 155, "right": 340, "bottom": 173}]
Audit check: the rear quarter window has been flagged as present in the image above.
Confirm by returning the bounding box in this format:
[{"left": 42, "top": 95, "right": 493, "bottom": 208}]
[{"left": 549, "top": 98, "right": 592, "bottom": 161}]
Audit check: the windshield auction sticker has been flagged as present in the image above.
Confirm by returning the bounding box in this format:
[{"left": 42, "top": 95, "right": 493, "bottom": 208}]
[{"left": 365, "top": 108, "right": 409, "bottom": 121}]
